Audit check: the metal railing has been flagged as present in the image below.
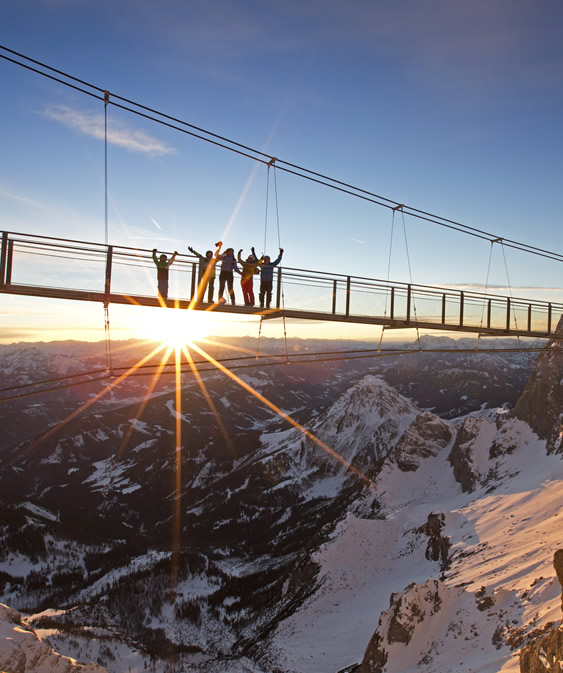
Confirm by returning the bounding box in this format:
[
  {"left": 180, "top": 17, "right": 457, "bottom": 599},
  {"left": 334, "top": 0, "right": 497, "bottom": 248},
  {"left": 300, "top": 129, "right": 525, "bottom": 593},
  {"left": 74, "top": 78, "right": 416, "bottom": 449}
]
[{"left": 1, "top": 230, "right": 561, "bottom": 337}]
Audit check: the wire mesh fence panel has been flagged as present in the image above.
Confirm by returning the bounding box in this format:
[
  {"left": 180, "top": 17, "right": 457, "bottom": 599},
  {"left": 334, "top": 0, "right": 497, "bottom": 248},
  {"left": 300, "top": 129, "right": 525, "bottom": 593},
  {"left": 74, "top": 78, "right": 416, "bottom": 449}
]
[
  {"left": 347, "top": 281, "right": 389, "bottom": 317},
  {"left": 441, "top": 293, "right": 461, "bottom": 326},
  {"left": 388, "top": 288, "right": 410, "bottom": 321},
  {"left": 279, "top": 271, "right": 336, "bottom": 313},
  {"left": 110, "top": 255, "right": 156, "bottom": 297},
  {"left": 530, "top": 305, "right": 550, "bottom": 333},
  {"left": 509, "top": 303, "right": 530, "bottom": 332},
  {"left": 2, "top": 233, "right": 560, "bottom": 336},
  {"left": 110, "top": 254, "right": 196, "bottom": 301},
  {"left": 410, "top": 291, "right": 444, "bottom": 324},
  {"left": 487, "top": 299, "right": 510, "bottom": 331},
  {"left": 9, "top": 242, "right": 106, "bottom": 292},
  {"left": 459, "top": 296, "right": 488, "bottom": 329}
]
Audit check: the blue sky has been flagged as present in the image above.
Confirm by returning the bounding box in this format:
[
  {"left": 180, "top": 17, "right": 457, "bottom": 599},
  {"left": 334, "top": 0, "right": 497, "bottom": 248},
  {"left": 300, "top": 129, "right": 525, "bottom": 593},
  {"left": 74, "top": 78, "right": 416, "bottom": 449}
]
[{"left": 1, "top": 0, "right": 562, "bottom": 343}]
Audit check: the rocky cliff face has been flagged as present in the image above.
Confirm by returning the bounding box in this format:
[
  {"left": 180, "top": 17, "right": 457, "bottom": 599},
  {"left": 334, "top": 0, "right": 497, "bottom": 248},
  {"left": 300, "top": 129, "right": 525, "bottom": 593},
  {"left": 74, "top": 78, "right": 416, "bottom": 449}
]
[
  {"left": 518, "top": 549, "right": 563, "bottom": 672},
  {"left": 357, "top": 580, "right": 472, "bottom": 673},
  {"left": 514, "top": 314, "right": 563, "bottom": 453},
  {"left": 391, "top": 412, "right": 453, "bottom": 473},
  {"left": 0, "top": 603, "right": 107, "bottom": 673}
]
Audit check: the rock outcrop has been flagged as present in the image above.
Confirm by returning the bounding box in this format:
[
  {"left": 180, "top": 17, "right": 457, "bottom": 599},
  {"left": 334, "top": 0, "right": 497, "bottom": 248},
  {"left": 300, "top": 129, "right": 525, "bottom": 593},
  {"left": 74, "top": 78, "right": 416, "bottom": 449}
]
[
  {"left": 555, "top": 549, "right": 563, "bottom": 613},
  {"left": 514, "top": 314, "right": 563, "bottom": 453},
  {"left": 0, "top": 603, "right": 107, "bottom": 672},
  {"left": 518, "top": 550, "right": 563, "bottom": 672},
  {"left": 419, "top": 512, "right": 451, "bottom": 571},
  {"left": 357, "top": 579, "right": 451, "bottom": 673},
  {"left": 448, "top": 416, "right": 496, "bottom": 492},
  {"left": 391, "top": 412, "right": 454, "bottom": 472}
]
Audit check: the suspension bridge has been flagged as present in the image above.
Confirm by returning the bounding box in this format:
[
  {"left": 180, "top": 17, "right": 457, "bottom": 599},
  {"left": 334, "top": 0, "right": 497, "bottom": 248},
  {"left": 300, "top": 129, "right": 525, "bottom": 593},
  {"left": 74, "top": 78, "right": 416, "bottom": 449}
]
[{"left": 1, "top": 230, "right": 560, "bottom": 340}]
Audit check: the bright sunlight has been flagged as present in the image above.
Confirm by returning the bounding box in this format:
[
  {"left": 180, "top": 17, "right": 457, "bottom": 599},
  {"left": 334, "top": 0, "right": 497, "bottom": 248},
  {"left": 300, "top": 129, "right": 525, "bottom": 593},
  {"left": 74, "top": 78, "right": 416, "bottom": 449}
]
[{"left": 138, "top": 308, "right": 212, "bottom": 346}]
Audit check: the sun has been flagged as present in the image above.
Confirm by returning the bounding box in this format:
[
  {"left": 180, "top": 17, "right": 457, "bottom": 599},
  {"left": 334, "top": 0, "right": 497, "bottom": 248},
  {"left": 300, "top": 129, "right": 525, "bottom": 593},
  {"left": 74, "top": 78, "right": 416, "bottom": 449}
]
[{"left": 141, "top": 308, "right": 212, "bottom": 346}]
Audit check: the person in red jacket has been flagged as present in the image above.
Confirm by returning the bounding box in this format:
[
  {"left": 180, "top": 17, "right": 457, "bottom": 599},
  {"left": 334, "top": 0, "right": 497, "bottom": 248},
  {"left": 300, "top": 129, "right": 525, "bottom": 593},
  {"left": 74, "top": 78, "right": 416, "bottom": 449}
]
[{"left": 237, "top": 248, "right": 263, "bottom": 306}]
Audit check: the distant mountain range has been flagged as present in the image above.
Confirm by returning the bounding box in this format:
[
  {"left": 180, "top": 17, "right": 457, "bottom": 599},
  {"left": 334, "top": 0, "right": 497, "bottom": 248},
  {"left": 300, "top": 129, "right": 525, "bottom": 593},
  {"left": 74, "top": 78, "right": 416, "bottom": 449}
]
[{"left": 0, "top": 327, "right": 561, "bottom": 673}]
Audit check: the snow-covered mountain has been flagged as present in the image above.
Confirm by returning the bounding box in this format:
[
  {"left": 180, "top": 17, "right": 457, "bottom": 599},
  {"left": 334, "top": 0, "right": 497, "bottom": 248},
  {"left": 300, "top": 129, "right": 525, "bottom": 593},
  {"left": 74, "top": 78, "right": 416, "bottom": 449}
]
[
  {"left": 0, "top": 328, "right": 560, "bottom": 672},
  {"left": 0, "top": 603, "right": 108, "bottom": 672}
]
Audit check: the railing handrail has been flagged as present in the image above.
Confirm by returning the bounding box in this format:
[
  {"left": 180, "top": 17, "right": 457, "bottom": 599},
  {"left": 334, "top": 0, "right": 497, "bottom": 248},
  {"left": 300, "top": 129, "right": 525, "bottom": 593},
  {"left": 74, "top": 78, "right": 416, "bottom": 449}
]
[{"left": 2, "top": 229, "right": 562, "bottom": 312}]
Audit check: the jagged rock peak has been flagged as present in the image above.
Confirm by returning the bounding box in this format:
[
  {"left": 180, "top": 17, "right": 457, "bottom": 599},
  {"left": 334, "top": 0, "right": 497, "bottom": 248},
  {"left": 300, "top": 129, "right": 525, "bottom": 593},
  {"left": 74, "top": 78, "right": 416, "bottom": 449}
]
[
  {"left": 357, "top": 579, "right": 453, "bottom": 673},
  {"left": 310, "top": 374, "right": 421, "bottom": 469},
  {"left": 514, "top": 314, "right": 563, "bottom": 453}
]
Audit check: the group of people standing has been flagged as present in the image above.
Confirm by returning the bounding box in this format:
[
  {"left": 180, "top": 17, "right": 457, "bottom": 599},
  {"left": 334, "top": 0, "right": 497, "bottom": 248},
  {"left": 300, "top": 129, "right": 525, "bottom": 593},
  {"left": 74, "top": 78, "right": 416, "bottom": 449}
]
[{"left": 152, "top": 241, "right": 284, "bottom": 309}]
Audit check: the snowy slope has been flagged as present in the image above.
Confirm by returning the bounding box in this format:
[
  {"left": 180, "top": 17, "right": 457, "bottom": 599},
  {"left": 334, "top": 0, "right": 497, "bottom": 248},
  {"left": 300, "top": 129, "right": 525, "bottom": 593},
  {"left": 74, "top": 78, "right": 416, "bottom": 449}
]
[
  {"left": 0, "top": 333, "right": 560, "bottom": 673},
  {"left": 0, "top": 603, "right": 108, "bottom": 672},
  {"left": 263, "top": 415, "right": 563, "bottom": 673}
]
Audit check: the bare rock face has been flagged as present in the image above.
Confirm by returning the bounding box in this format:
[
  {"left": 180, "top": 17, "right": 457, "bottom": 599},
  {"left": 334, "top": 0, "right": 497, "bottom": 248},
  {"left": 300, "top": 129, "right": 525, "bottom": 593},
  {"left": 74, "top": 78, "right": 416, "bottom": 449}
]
[
  {"left": 0, "top": 603, "right": 108, "bottom": 672},
  {"left": 519, "top": 626, "right": 563, "bottom": 673},
  {"left": 419, "top": 512, "right": 451, "bottom": 571},
  {"left": 554, "top": 549, "right": 563, "bottom": 614},
  {"left": 518, "top": 550, "right": 563, "bottom": 672},
  {"left": 391, "top": 412, "right": 454, "bottom": 472},
  {"left": 448, "top": 416, "right": 494, "bottom": 493},
  {"left": 357, "top": 579, "right": 446, "bottom": 673},
  {"left": 514, "top": 314, "right": 563, "bottom": 453}
]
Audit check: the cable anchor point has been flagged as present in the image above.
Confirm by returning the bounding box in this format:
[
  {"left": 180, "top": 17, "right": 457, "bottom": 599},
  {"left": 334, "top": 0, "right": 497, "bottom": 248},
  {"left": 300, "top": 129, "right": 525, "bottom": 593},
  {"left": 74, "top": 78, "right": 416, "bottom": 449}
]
[
  {"left": 267, "top": 157, "right": 277, "bottom": 168},
  {"left": 392, "top": 204, "right": 404, "bottom": 212},
  {"left": 104, "top": 91, "right": 110, "bottom": 105}
]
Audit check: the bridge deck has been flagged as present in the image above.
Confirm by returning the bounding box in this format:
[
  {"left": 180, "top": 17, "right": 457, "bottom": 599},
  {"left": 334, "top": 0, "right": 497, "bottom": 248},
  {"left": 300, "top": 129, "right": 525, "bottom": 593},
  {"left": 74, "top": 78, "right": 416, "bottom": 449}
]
[{"left": 1, "top": 231, "right": 561, "bottom": 339}]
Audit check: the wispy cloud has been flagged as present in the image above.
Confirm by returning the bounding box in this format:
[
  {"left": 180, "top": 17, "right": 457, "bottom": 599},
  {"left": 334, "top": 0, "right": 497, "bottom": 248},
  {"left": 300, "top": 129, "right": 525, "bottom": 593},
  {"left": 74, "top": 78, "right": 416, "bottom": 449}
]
[
  {"left": 447, "top": 283, "right": 563, "bottom": 294},
  {"left": 43, "top": 104, "right": 175, "bottom": 157}
]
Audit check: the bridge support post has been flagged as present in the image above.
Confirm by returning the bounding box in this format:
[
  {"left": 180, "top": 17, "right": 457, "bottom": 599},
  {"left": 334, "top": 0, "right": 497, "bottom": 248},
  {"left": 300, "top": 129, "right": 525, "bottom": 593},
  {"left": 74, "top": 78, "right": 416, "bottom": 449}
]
[
  {"left": 0, "top": 232, "right": 7, "bottom": 288},
  {"left": 332, "top": 279, "right": 337, "bottom": 314},
  {"left": 548, "top": 303, "right": 552, "bottom": 334},
  {"left": 191, "top": 264, "right": 197, "bottom": 301},
  {"left": 459, "top": 291, "right": 464, "bottom": 327},
  {"left": 390, "top": 287, "right": 395, "bottom": 320},
  {"left": 406, "top": 285, "right": 411, "bottom": 323},
  {"left": 441, "top": 294, "right": 446, "bottom": 324},
  {"left": 506, "top": 298, "right": 511, "bottom": 332},
  {"left": 487, "top": 299, "right": 492, "bottom": 329},
  {"left": 104, "top": 246, "right": 113, "bottom": 304},
  {"left": 345, "top": 277, "right": 351, "bottom": 317},
  {"left": 276, "top": 268, "right": 282, "bottom": 308},
  {"left": 527, "top": 304, "right": 532, "bottom": 332},
  {"left": 5, "top": 241, "right": 14, "bottom": 284}
]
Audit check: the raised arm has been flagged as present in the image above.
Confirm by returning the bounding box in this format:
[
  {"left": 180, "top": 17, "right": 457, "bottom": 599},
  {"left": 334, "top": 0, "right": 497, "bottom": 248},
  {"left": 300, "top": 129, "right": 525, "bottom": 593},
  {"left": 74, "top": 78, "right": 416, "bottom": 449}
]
[
  {"left": 271, "top": 249, "right": 284, "bottom": 267},
  {"left": 152, "top": 249, "right": 159, "bottom": 265},
  {"left": 188, "top": 246, "right": 204, "bottom": 261}
]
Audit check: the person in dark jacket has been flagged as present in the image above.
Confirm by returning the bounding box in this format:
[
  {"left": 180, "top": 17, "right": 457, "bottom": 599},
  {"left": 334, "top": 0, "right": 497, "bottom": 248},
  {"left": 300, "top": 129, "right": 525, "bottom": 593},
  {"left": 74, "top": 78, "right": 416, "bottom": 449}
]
[
  {"left": 258, "top": 248, "right": 284, "bottom": 309},
  {"left": 152, "top": 248, "right": 178, "bottom": 300},
  {"left": 188, "top": 241, "right": 222, "bottom": 303},
  {"left": 217, "top": 247, "right": 241, "bottom": 305}
]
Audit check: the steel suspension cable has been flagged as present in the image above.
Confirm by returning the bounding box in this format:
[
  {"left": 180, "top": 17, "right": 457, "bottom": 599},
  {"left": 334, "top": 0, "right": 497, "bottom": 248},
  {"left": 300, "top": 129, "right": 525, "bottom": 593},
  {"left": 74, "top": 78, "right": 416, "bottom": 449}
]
[
  {"left": 500, "top": 241, "right": 521, "bottom": 349},
  {"left": 2, "top": 45, "right": 563, "bottom": 265},
  {"left": 477, "top": 241, "right": 495, "bottom": 351},
  {"left": 378, "top": 208, "right": 397, "bottom": 352},
  {"left": 270, "top": 163, "right": 289, "bottom": 362},
  {"left": 400, "top": 209, "right": 421, "bottom": 350},
  {"left": 0, "top": 345, "right": 557, "bottom": 404}
]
